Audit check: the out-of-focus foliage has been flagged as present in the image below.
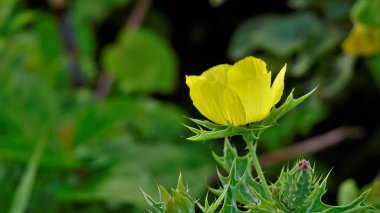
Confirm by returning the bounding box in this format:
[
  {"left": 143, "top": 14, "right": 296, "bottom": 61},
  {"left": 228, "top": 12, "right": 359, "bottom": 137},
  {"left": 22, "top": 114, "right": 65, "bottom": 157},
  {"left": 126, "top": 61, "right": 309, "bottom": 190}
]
[
  {"left": 0, "top": 0, "right": 211, "bottom": 212},
  {"left": 343, "top": 0, "right": 380, "bottom": 56},
  {"left": 342, "top": 0, "right": 380, "bottom": 89},
  {"left": 102, "top": 28, "right": 177, "bottom": 94},
  {"left": 365, "top": 178, "right": 380, "bottom": 209},
  {"left": 337, "top": 179, "right": 360, "bottom": 205},
  {"left": 338, "top": 178, "right": 380, "bottom": 209}
]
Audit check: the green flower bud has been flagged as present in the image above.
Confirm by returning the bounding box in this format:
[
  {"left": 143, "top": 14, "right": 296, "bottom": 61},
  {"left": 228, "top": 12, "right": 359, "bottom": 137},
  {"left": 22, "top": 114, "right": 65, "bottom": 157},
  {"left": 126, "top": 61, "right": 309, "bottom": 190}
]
[{"left": 281, "top": 159, "right": 313, "bottom": 210}]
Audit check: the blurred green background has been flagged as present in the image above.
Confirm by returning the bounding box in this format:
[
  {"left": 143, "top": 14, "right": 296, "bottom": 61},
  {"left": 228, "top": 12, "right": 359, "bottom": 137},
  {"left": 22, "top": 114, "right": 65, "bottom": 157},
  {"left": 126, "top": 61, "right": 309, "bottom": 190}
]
[{"left": 0, "top": 0, "right": 379, "bottom": 212}]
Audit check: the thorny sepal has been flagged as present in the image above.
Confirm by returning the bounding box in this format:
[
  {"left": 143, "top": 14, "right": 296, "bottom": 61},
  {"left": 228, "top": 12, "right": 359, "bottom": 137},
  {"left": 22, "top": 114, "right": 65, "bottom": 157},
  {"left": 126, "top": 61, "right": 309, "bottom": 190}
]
[
  {"left": 261, "top": 87, "right": 317, "bottom": 128},
  {"left": 184, "top": 118, "right": 270, "bottom": 141},
  {"left": 142, "top": 173, "right": 196, "bottom": 213}
]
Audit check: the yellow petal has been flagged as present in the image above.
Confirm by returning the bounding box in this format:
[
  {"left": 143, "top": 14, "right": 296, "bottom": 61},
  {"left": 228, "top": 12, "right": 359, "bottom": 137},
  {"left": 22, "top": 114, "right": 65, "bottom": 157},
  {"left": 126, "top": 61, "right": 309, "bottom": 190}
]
[
  {"left": 227, "top": 56, "right": 272, "bottom": 123},
  {"left": 201, "top": 64, "right": 231, "bottom": 84},
  {"left": 271, "top": 64, "right": 286, "bottom": 107},
  {"left": 186, "top": 75, "right": 246, "bottom": 125},
  {"left": 227, "top": 56, "right": 268, "bottom": 82}
]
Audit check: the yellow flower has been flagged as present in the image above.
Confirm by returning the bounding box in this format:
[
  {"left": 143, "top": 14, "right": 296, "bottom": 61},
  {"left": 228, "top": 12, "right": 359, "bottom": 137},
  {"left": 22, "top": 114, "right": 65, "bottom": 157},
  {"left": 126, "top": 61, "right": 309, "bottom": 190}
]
[
  {"left": 186, "top": 56, "right": 286, "bottom": 126},
  {"left": 342, "top": 21, "right": 380, "bottom": 56}
]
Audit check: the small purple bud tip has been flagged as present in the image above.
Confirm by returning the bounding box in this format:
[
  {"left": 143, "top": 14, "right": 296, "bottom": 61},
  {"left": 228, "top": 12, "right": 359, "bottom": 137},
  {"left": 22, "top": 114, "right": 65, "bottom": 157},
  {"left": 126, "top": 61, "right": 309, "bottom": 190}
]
[{"left": 298, "top": 159, "right": 311, "bottom": 171}]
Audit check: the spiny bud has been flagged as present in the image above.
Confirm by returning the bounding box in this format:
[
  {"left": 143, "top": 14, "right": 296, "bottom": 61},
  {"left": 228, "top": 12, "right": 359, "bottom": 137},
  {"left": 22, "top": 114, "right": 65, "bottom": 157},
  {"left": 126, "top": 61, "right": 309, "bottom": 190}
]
[
  {"left": 298, "top": 159, "right": 311, "bottom": 171},
  {"left": 281, "top": 159, "right": 314, "bottom": 210}
]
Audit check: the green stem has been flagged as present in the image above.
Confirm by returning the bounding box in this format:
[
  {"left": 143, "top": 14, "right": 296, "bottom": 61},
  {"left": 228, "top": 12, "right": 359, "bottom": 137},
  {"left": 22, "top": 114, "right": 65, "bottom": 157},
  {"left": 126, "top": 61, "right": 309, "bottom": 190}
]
[
  {"left": 8, "top": 133, "right": 47, "bottom": 213},
  {"left": 245, "top": 137, "right": 273, "bottom": 202}
]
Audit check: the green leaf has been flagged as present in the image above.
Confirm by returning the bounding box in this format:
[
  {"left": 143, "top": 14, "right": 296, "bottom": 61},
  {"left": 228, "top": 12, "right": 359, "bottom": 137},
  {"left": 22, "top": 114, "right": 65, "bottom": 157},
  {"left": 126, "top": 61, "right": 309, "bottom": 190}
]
[
  {"left": 0, "top": 66, "right": 58, "bottom": 138},
  {"left": 364, "top": 178, "right": 380, "bottom": 209},
  {"left": 321, "top": 54, "right": 355, "bottom": 98},
  {"left": 72, "top": 97, "right": 185, "bottom": 145},
  {"left": 142, "top": 174, "right": 196, "bottom": 213},
  {"left": 351, "top": 0, "right": 380, "bottom": 27},
  {"left": 60, "top": 140, "right": 211, "bottom": 209},
  {"left": 33, "top": 15, "right": 64, "bottom": 61},
  {"left": 8, "top": 131, "right": 47, "bottom": 213},
  {"left": 366, "top": 53, "right": 380, "bottom": 88},
  {"left": 70, "top": 12, "right": 97, "bottom": 79},
  {"left": 292, "top": 27, "right": 345, "bottom": 77},
  {"left": 0, "top": 0, "right": 21, "bottom": 31},
  {"left": 72, "top": 0, "right": 132, "bottom": 22},
  {"left": 337, "top": 179, "right": 360, "bottom": 206},
  {"left": 212, "top": 139, "right": 264, "bottom": 206},
  {"left": 172, "top": 190, "right": 195, "bottom": 213},
  {"left": 299, "top": 175, "right": 375, "bottom": 212},
  {"left": 9, "top": 10, "right": 40, "bottom": 32},
  {"left": 228, "top": 12, "right": 321, "bottom": 59},
  {"left": 216, "top": 160, "right": 245, "bottom": 213},
  {"left": 102, "top": 28, "right": 178, "bottom": 94},
  {"left": 141, "top": 189, "right": 163, "bottom": 213}
]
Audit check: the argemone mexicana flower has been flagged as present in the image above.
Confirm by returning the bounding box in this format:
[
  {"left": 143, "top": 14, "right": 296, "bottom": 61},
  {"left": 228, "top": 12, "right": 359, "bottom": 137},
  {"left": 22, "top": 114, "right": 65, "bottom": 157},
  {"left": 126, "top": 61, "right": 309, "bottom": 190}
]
[{"left": 186, "top": 56, "right": 286, "bottom": 126}]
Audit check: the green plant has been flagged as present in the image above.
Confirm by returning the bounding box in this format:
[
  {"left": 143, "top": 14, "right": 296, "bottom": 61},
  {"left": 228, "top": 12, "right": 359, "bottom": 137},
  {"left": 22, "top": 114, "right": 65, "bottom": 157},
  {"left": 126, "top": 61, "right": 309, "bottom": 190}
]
[{"left": 143, "top": 56, "right": 378, "bottom": 212}]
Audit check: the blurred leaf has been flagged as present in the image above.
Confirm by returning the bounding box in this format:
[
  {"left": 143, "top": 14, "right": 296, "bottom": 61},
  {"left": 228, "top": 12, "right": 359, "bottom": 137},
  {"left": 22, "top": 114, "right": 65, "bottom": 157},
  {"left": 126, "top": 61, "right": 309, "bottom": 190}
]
[
  {"left": 292, "top": 26, "right": 345, "bottom": 76},
  {"left": 260, "top": 101, "right": 328, "bottom": 150},
  {"left": 70, "top": 11, "right": 97, "bottom": 79},
  {"left": 0, "top": 0, "right": 21, "bottom": 30},
  {"left": 287, "top": 0, "right": 315, "bottom": 9},
  {"left": 321, "top": 54, "right": 355, "bottom": 98},
  {"left": 0, "top": 135, "right": 77, "bottom": 168},
  {"left": 337, "top": 179, "right": 360, "bottom": 205},
  {"left": 0, "top": 69, "right": 76, "bottom": 167},
  {"left": 72, "top": 97, "right": 185, "bottom": 146},
  {"left": 228, "top": 12, "right": 321, "bottom": 59},
  {"left": 9, "top": 10, "right": 40, "bottom": 32},
  {"left": 0, "top": 15, "right": 69, "bottom": 89},
  {"left": 0, "top": 70, "right": 58, "bottom": 138},
  {"left": 209, "top": 0, "right": 228, "bottom": 7},
  {"left": 8, "top": 132, "right": 46, "bottom": 213},
  {"left": 321, "top": 0, "right": 353, "bottom": 21},
  {"left": 72, "top": 0, "right": 132, "bottom": 23},
  {"left": 364, "top": 178, "right": 380, "bottom": 209},
  {"left": 102, "top": 28, "right": 177, "bottom": 94},
  {"left": 33, "top": 14, "right": 64, "bottom": 61},
  {"left": 366, "top": 53, "right": 380, "bottom": 88},
  {"left": 144, "top": 10, "right": 172, "bottom": 38},
  {"left": 351, "top": 0, "right": 380, "bottom": 27},
  {"left": 288, "top": 0, "right": 354, "bottom": 20},
  {"left": 59, "top": 140, "right": 211, "bottom": 209}
]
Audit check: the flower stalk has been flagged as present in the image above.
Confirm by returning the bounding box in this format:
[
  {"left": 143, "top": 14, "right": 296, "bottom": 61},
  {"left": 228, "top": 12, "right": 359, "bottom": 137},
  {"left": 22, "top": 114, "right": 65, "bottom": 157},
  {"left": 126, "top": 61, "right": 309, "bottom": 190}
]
[{"left": 243, "top": 134, "right": 273, "bottom": 202}]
